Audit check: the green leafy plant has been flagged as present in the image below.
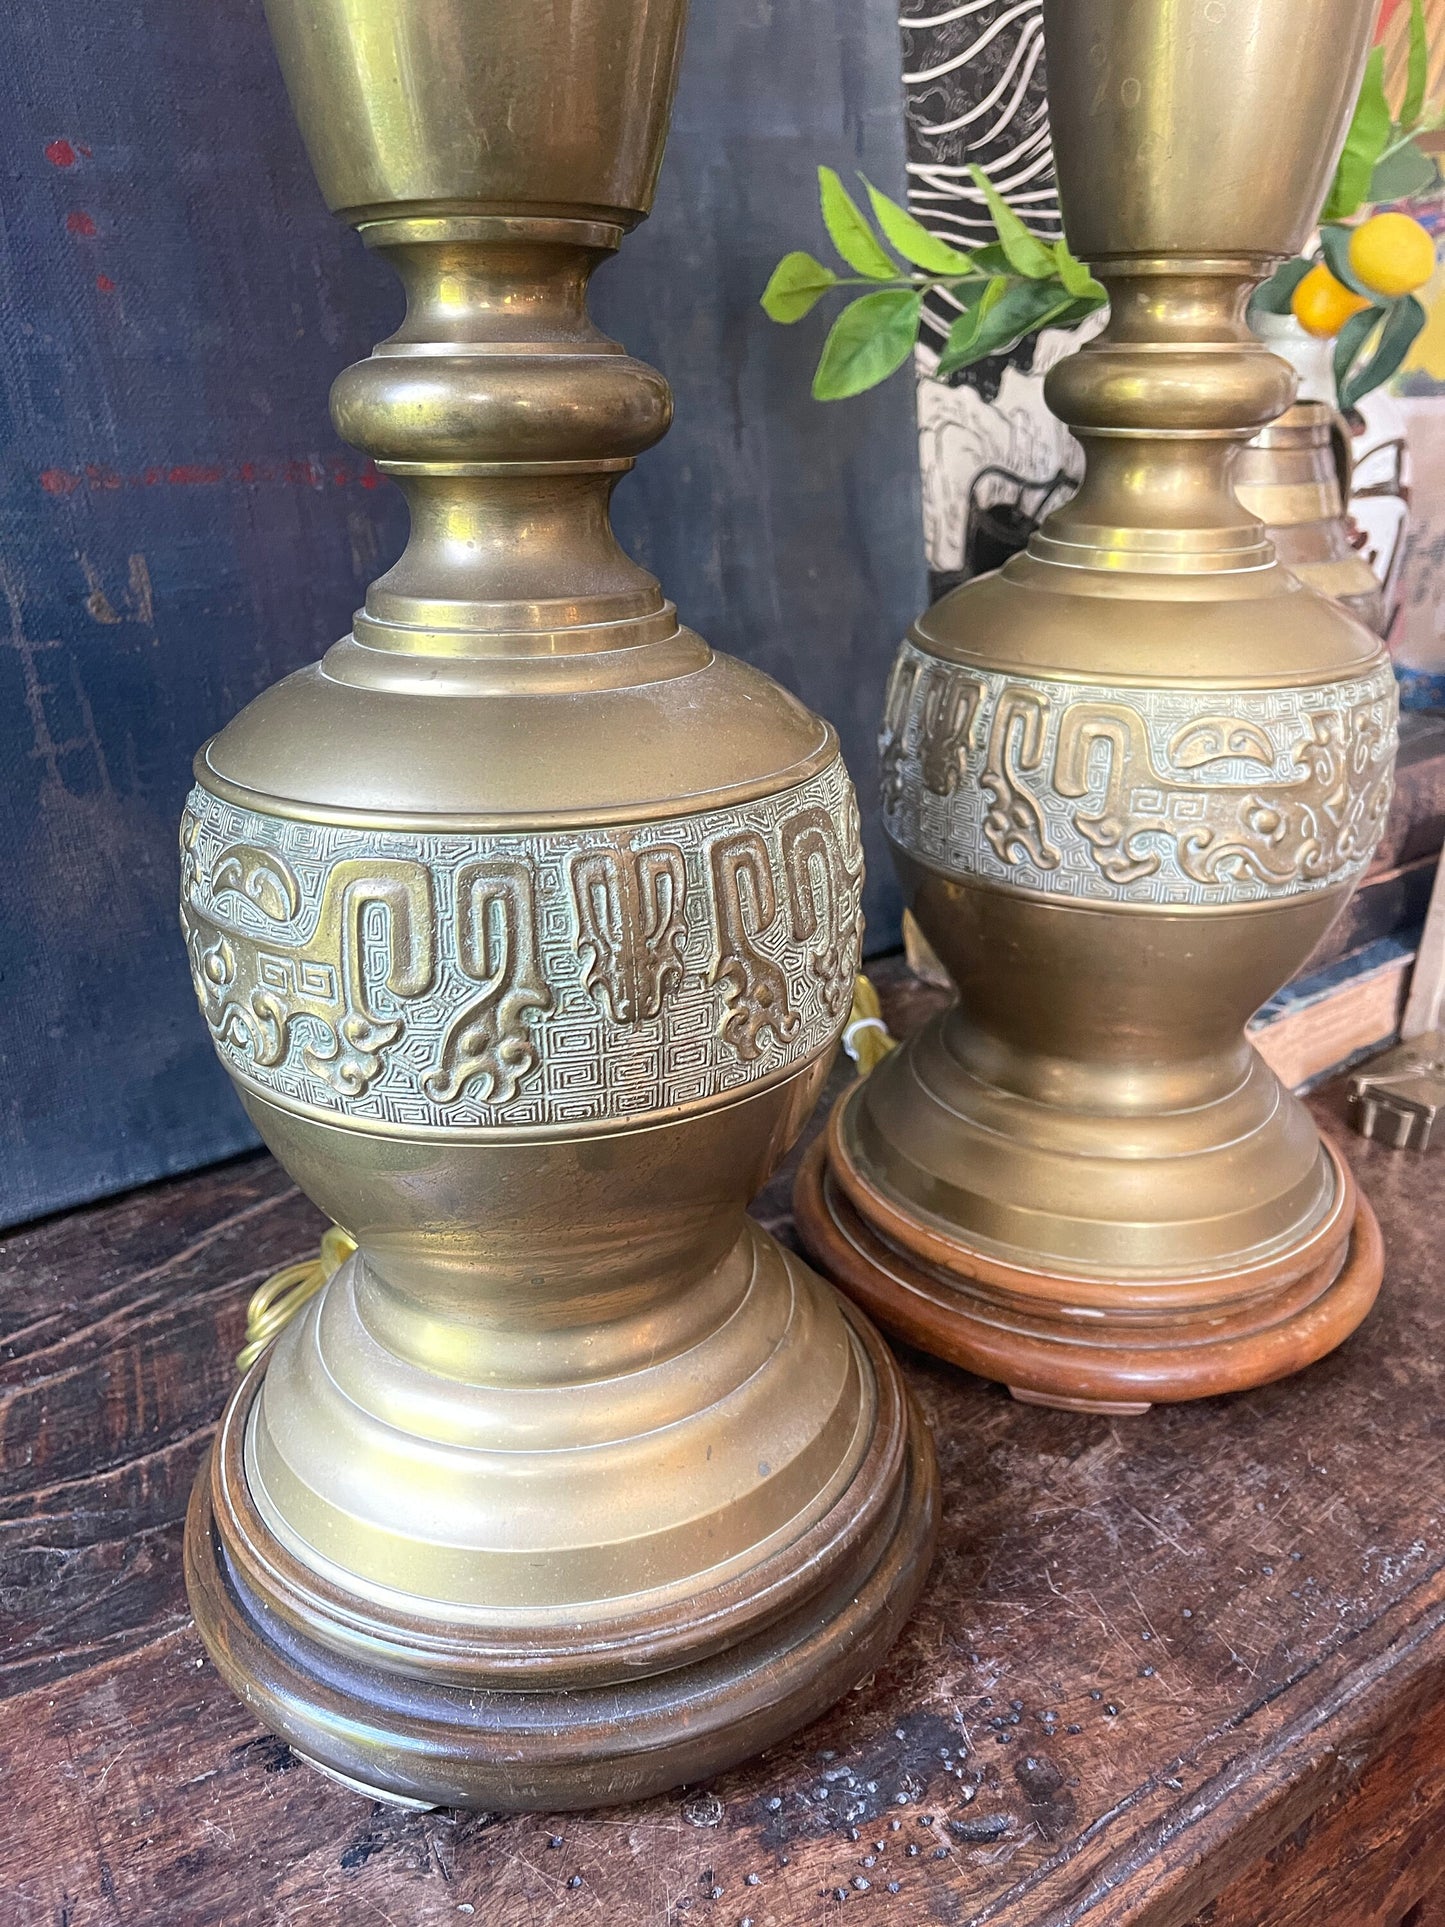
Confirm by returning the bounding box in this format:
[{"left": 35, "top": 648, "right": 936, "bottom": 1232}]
[
  {"left": 1252, "top": 0, "right": 1441, "bottom": 412},
  {"left": 761, "top": 166, "right": 1105, "bottom": 400},
  {"left": 1323, "top": 0, "right": 1439, "bottom": 220}
]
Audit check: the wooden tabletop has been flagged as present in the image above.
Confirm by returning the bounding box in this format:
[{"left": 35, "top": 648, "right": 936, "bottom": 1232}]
[{"left": 4, "top": 961, "right": 1444, "bottom": 1927}]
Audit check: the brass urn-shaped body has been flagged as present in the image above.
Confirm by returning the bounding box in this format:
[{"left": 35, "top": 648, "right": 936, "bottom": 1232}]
[
  {"left": 180, "top": 0, "right": 936, "bottom": 1809},
  {"left": 796, "top": 0, "right": 1395, "bottom": 1412}
]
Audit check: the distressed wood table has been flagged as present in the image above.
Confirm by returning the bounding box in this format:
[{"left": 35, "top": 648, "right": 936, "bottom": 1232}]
[{"left": 4, "top": 961, "right": 1443, "bottom": 1927}]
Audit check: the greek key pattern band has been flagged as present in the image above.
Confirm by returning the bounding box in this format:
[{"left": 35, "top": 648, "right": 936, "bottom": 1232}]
[
  {"left": 880, "top": 639, "right": 1397, "bottom": 906},
  {"left": 181, "top": 761, "right": 863, "bottom": 1132}
]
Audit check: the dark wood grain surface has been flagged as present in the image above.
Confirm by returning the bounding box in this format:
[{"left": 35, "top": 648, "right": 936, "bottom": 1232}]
[{"left": 3, "top": 960, "right": 1443, "bottom": 1927}]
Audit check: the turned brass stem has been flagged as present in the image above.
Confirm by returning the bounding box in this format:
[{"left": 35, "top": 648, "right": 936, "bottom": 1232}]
[
  {"left": 325, "top": 227, "right": 671, "bottom": 655},
  {"left": 1032, "top": 268, "right": 1294, "bottom": 573}
]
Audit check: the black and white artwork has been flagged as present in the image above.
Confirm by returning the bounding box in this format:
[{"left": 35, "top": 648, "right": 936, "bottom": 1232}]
[{"left": 898, "top": 0, "right": 1094, "bottom": 591}]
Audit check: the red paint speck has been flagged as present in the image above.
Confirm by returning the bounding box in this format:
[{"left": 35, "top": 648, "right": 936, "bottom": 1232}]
[
  {"left": 41, "top": 456, "right": 389, "bottom": 493},
  {"left": 45, "top": 139, "right": 78, "bottom": 167},
  {"left": 66, "top": 210, "right": 97, "bottom": 238},
  {"left": 95, "top": 273, "right": 116, "bottom": 293}
]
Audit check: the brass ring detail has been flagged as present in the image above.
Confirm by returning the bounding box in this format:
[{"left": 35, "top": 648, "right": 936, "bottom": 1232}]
[
  {"left": 795, "top": 1126, "right": 1383, "bottom": 1407},
  {"left": 208, "top": 1296, "right": 920, "bottom": 1691},
  {"left": 825, "top": 1076, "right": 1357, "bottom": 1312}
]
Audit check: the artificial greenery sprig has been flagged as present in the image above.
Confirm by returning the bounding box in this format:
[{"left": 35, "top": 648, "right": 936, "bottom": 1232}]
[
  {"left": 761, "top": 165, "right": 1105, "bottom": 400},
  {"left": 1323, "top": 0, "right": 1439, "bottom": 219},
  {"left": 768, "top": 1, "right": 1441, "bottom": 412}
]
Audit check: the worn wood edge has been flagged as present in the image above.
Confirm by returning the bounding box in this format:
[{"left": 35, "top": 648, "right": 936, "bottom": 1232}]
[
  {"left": 1187, "top": 1678, "right": 1445, "bottom": 1926},
  {"left": 961, "top": 1567, "right": 1445, "bottom": 1926}
]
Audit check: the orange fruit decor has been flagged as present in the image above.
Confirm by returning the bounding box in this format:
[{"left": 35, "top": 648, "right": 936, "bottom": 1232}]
[
  {"left": 1348, "top": 211, "right": 1437, "bottom": 299},
  {"left": 1291, "top": 261, "right": 1371, "bottom": 336}
]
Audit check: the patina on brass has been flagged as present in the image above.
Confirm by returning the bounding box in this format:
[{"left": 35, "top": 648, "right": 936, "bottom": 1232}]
[
  {"left": 181, "top": 0, "right": 936, "bottom": 1810},
  {"left": 795, "top": 0, "right": 1395, "bottom": 1411}
]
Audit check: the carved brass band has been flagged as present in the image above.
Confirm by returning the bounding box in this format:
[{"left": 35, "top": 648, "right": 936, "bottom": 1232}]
[
  {"left": 182, "top": 761, "right": 863, "bottom": 1134},
  {"left": 880, "top": 640, "right": 1397, "bottom": 906}
]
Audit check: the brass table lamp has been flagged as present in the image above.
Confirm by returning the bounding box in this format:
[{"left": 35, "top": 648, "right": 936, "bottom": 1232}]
[
  {"left": 796, "top": 0, "right": 1396, "bottom": 1413},
  {"left": 180, "top": 0, "right": 936, "bottom": 1809}
]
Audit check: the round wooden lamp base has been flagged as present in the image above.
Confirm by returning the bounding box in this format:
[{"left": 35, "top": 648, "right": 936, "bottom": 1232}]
[
  {"left": 794, "top": 1125, "right": 1383, "bottom": 1414},
  {"left": 184, "top": 1306, "right": 938, "bottom": 1813}
]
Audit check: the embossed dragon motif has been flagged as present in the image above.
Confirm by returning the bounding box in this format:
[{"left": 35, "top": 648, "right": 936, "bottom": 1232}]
[
  {"left": 918, "top": 662, "right": 983, "bottom": 798},
  {"left": 1053, "top": 701, "right": 1394, "bottom": 888},
  {"left": 708, "top": 829, "right": 803, "bottom": 1062},
  {"left": 423, "top": 858, "right": 552, "bottom": 1105},
  {"left": 878, "top": 640, "right": 1397, "bottom": 905},
  {"left": 180, "top": 755, "right": 869, "bottom": 1127},
  {"left": 570, "top": 837, "right": 688, "bottom": 1025},
  {"left": 880, "top": 654, "right": 984, "bottom": 808},
  {"left": 184, "top": 852, "right": 437, "bottom": 1096},
  {"left": 781, "top": 803, "right": 865, "bottom": 1021},
  {"left": 879, "top": 654, "right": 920, "bottom": 816},
  {"left": 981, "top": 685, "right": 1061, "bottom": 871}
]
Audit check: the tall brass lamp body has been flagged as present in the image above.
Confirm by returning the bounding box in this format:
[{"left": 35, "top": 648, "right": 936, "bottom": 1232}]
[
  {"left": 180, "top": 0, "right": 937, "bottom": 1809},
  {"left": 797, "top": 0, "right": 1395, "bottom": 1412}
]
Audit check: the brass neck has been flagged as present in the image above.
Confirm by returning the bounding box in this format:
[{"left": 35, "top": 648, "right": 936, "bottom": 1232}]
[
  {"left": 327, "top": 213, "right": 677, "bottom": 662},
  {"left": 1030, "top": 258, "right": 1297, "bottom": 577}
]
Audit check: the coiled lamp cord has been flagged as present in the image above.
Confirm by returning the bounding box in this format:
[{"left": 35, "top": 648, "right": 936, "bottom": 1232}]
[
  {"left": 841, "top": 971, "right": 898, "bottom": 1074},
  {"left": 236, "top": 1223, "right": 356, "bottom": 1371}
]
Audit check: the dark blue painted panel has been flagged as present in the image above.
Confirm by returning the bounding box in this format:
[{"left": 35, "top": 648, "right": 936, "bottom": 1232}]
[
  {"left": 0, "top": 0, "right": 413, "bottom": 1226},
  {"left": 0, "top": 0, "right": 925, "bottom": 1225},
  {"left": 600, "top": 0, "right": 924, "bottom": 957}
]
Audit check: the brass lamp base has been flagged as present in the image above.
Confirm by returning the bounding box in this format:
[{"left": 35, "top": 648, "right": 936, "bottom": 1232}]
[
  {"left": 791, "top": 0, "right": 1394, "bottom": 1410},
  {"left": 796, "top": 1097, "right": 1382, "bottom": 1412},
  {"left": 186, "top": 1263, "right": 936, "bottom": 1810},
  {"left": 176, "top": 0, "right": 942, "bottom": 1805}
]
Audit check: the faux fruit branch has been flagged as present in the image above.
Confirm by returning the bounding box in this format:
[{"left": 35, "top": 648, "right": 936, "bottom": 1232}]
[
  {"left": 760, "top": 165, "right": 1105, "bottom": 400},
  {"left": 1266, "top": 212, "right": 1437, "bottom": 411},
  {"left": 766, "top": 0, "right": 1440, "bottom": 410},
  {"left": 1252, "top": 0, "right": 1440, "bottom": 412}
]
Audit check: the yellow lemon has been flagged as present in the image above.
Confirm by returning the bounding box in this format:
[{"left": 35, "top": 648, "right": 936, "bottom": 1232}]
[
  {"left": 1348, "top": 212, "right": 1437, "bottom": 299},
  {"left": 1291, "top": 261, "right": 1371, "bottom": 337}
]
